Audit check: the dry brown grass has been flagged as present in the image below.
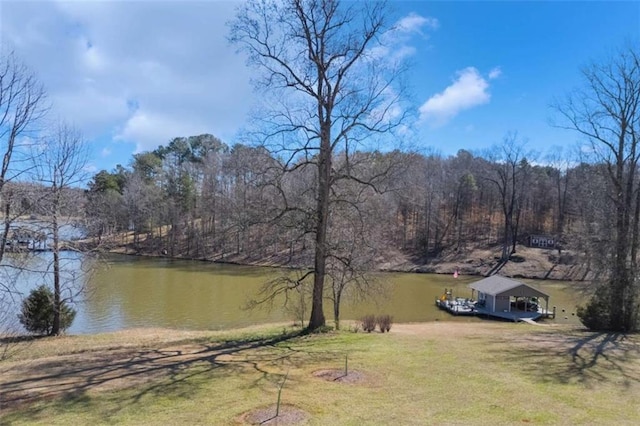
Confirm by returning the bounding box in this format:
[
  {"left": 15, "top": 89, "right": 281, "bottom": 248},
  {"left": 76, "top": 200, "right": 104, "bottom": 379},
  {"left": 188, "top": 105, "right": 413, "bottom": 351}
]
[{"left": 2, "top": 322, "right": 639, "bottom": 425}]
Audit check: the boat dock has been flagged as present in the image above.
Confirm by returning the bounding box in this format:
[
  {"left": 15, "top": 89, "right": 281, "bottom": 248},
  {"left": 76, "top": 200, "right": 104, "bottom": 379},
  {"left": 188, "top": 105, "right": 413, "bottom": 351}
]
[
  {"left": 435, "top": 293, "right": 476, "bottom": 316},
  {"left": 435, "top": 287, "right": 556, "bottom": 322},
  {"left": 472, "top": 305, "right": 555, "bottom": 322}
]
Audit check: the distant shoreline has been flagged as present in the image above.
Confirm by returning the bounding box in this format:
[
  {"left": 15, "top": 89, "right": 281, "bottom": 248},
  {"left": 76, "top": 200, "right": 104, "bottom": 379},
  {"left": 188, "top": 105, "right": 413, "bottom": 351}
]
[{"left": 100, "top": 241, "right": 583, "bottom": 282}]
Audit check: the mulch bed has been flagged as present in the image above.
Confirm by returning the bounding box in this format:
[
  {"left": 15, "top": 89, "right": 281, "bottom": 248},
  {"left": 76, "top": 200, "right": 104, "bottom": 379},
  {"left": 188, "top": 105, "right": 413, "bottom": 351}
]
[
  {"left": 312, "top": 368, "right": 367, "bottom": 384},
  {"left": 240, "top": 404, "right": 309, "bottom": 425}
]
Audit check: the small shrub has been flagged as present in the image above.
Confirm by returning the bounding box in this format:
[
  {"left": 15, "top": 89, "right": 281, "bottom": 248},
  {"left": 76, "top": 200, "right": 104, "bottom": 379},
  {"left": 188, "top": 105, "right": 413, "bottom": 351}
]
[
  {"left": 377, "top": 314, "right": 393, "bottom": 333},
  {"left": 314, "top": 324, "right": 334, "bottom": 334},
  {"left": 361, "top": 315, "right": 376, "bottom": 332},
  {"left": 18, "top": 285, "right": 76, "bottom": 336},
  {"left": 576, "top": 284, "right": 610, "bottom": 331}
]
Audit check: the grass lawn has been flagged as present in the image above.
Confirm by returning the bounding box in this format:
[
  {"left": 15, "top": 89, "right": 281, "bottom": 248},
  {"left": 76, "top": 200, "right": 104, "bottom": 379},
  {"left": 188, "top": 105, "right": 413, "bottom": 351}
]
[{"left": 1, "top": 322, "right": 639, "bottom": 425}]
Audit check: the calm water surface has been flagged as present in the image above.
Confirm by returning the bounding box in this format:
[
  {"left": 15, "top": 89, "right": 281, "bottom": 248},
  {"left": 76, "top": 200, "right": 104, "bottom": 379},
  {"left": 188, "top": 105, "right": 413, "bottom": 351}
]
[{"left": 61, "top": 254, "right": 585, "bottom": 334}]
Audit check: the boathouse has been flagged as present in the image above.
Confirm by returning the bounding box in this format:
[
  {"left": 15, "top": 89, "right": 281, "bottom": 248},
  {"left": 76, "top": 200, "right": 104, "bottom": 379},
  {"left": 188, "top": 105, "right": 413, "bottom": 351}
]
[{"left": 468, "top": 275, "right": 550, "bottom": 321}]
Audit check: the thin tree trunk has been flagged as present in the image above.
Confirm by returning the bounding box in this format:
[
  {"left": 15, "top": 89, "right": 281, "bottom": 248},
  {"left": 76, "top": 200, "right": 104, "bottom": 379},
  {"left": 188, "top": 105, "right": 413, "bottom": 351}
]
[
  {"left": 333, "top": 290, "right": 341, "bottom": 331},
  {"left": 51, "top": 200, "right": 61, "bottom": 336}
]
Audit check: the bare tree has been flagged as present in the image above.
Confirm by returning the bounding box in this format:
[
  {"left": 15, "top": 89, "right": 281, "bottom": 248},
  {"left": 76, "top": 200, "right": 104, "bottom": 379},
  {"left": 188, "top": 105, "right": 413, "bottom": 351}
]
[
  {"left": 0, "top": 50, "right": 47, "bottom": 347},
  {"left": 230, "top": 0, "right": 413, "bottom": 330},
  {"left": 0, "top": 51, "right": 47, "bottom": 264},
  {"left": 483, "top": 134, "right": 533, "bottom": 261},
  {"left": 555, "top": 45, "right": 640, "bottom": 331},
  {"left": 544, "top": 146, "right": 578, "bottom": 249},
  {"left": 31, "top": 122, "right": 89, "bottom": 335},
  {"left": 325, "top": 185, "right": 384, "bottom": 330}
]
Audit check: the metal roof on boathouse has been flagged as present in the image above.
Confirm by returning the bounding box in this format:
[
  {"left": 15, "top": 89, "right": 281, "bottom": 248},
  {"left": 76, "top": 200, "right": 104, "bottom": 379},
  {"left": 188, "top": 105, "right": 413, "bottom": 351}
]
[{"left": 468, "top": 275, "right": 549, "bottom": 298}]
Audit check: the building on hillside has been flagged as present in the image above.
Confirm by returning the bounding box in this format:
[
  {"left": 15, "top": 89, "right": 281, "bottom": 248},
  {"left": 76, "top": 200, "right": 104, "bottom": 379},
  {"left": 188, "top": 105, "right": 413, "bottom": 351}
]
[{"left": 528, "top": 235, "right": 555, "bottom": 249}]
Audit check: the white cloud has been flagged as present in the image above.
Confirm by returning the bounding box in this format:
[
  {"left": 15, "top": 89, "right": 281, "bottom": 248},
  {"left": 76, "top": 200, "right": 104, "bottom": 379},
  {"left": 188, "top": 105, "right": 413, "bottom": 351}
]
[
  {"left": 115, "top": 109, "right": 214, "bottom": 153},
  {"left": 419, "top": 67, "right": 496, "bottom": 126},
  {"left": 371, "top": 12, "right": 438, "bottom": 62},
  {"left": 396, "top": 13, "right": 439, "bottom": 33},
  {"left": 489, "top": 67, "right": 502, "bottom": 79},
  {"left": 0, "top": 3, "right": 442, "bottom": 167},
  {"left": 0, "top": 0, "right": 253, "bottom": 166}
]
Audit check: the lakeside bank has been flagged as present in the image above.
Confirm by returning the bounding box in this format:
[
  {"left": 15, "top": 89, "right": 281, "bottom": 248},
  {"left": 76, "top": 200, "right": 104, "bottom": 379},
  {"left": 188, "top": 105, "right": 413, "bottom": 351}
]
[{"left": 104, "top": 241, "right": 586, "bottom": 282}]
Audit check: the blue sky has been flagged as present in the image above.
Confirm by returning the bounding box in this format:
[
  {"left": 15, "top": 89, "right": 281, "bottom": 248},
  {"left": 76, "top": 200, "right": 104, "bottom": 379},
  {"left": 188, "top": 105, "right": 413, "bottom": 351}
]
[
  {"left": 405, "top": 1, "right": 639, "bottom": 158},
  {"left": 1, "top": 1, "right": 638, "bottom": 174}
]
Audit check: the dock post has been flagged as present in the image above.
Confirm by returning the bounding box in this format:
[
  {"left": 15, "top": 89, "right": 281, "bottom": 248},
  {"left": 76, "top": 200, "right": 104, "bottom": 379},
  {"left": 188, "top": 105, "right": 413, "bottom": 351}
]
[{"left": 552, "top": 306, "right": 556, "bottom": 319}]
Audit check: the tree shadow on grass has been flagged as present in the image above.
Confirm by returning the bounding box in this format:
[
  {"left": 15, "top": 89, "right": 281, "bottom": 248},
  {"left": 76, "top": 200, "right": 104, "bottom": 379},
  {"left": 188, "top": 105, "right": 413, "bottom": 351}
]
[
  {"left": 481, "top": 329, "right": 640, "bottom": 388},
  {"left": 0, "top": 329, "right": 328, "bottom": 422}
]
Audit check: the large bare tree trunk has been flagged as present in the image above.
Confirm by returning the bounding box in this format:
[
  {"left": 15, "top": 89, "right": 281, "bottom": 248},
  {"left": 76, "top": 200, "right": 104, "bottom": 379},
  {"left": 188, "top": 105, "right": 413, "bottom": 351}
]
[{"left": 309, "top": 135, "right": 331, "bottom": 329}]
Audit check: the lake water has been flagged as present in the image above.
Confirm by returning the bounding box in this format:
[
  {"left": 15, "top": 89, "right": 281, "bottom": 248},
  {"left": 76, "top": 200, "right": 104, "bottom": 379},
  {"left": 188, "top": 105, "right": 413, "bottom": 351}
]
[{"left": 6, "top": 254, "right": 587, "bottom": 334}]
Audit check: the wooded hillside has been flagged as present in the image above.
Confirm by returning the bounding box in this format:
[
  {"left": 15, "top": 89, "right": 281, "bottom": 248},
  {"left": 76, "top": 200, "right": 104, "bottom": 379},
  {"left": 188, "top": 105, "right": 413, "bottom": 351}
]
[{"left": 69, "top": 133, "right": 605, "bottom": 280}]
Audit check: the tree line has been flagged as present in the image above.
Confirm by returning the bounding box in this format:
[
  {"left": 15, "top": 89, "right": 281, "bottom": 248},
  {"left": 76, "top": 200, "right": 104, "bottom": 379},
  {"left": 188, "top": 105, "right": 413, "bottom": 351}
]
[{"left": 80, "top": 132, "right": 601, "bottom": 274}]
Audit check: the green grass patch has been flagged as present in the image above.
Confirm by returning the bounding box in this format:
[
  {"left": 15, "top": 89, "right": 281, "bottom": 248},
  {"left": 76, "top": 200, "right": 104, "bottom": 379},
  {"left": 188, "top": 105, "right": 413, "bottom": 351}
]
[{"left": 1, "top": 323, "right": 639, "bottom": 425}]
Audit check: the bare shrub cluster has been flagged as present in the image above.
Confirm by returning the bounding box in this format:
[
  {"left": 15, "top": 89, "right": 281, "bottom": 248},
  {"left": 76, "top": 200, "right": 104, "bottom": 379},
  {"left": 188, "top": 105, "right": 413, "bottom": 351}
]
[{"left": 360, "top": 314, "right": 392, "bottom": 333}]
